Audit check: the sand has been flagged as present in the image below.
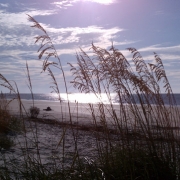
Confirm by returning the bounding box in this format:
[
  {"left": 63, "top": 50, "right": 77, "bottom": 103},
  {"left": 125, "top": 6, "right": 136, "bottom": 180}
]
[
  {"left": 7, "top": 99, "right": 180, "bottom": 128},
  {"left": 2, "top": 99, "right": 180, "bottom": 171},
  {"left": 7, "top": 99, "right": 122, "bottom": 126},
  {"left": 0, "top": 120, "right": 104, "bottom": 169},
  {"left": 7, "top": 99, "right": 180, "bottom": 127},
  {"left": 1, "top": 99, "right": 116, "bottom": 169}
]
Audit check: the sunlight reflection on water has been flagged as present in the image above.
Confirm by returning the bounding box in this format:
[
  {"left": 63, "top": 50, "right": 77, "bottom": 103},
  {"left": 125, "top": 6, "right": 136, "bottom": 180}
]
[
  {"left": 52, "top": 93, "right": 117, "bottom": 104},
  {"left": 5, "top": 93, "right": 117, "bottom": 104},
  {"left": 4, "top": 93, "right": 180, "bottom": 105}
]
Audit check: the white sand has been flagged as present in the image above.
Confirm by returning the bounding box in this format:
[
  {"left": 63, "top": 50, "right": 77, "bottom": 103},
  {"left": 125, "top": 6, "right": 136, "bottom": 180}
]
[
  {"left": 7, "top": 99, "right": 122, "bottom": 126},
  {"left": 0, "top": 120, "right": 103, "bottom": 168},
  {"left": 1, "top": 99, "right": 112, "bottom": 169}
]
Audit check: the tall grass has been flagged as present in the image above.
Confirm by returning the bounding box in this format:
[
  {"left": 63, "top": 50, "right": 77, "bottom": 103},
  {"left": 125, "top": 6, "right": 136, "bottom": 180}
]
[
  {"left": 0, "top": 15, "right": 179, "bottom": 179},
  {"left": 68, "top": 44, "right": 180, "bottom": 179}
]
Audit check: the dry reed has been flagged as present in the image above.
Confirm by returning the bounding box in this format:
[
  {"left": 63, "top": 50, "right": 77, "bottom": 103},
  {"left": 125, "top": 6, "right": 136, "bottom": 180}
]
[{"left": 0, "top": 15, "right": 179, "bottom": 179}]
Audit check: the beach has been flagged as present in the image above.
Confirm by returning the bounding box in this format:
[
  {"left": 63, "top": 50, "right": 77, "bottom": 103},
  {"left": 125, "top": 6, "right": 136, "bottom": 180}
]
[
  {"left": 8, "top": 99, "right": 122, "bottom": 126},
  {"left": 7, "top": 99, "right": 180, "bottom": 128},
  {"left": 1, "top": 98, "right": 180, "bottom": 178},
  {"left": 1, "top": 99, "right": 113, "bottom": 169}
]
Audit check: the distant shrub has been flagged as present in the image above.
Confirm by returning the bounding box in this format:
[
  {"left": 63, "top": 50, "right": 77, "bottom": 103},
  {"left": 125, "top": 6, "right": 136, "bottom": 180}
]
[
  {"left": 0, "top": 96, "right": 22, "bottom": 149},
  {"left": 8, "top": 116, "right": 23, "bottom": 135},
  {"left": 0, "top": 135, "right": 14, "bottom": 150},
  {"left": 29, "top": 106, "right": 40, "bottom": 118},
  {"left": 0, "top": 109, "right": 11, "bottom": 134},
  {"left": 0, "top": 93, "right": 9, "bottom": 132},
  {"left": 0, "top": 113, "right": 22, "bottom": 135}
]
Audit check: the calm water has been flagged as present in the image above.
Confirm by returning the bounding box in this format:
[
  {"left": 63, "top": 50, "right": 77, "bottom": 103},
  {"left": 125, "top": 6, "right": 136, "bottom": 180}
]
[
  {"left": 3, "top": 93, "right": 180, "bottom": 105},
  {"left": 4, "top": 93, "right": 117, "bottom": 104}
]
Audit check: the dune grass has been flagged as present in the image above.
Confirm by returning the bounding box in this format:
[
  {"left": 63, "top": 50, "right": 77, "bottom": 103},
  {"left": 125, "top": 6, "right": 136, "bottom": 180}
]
[
  {"left": 0, "top": 15, "right": 180, "bottom": 179},
  {"left": 0, "top": 93, "right": 23, "bottom": 150}
]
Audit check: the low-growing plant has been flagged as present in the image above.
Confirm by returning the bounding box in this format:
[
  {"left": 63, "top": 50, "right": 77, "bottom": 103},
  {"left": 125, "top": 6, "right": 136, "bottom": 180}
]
[
  {"left": 29, "top": 106, "right": 40, "bottom": 119},
  {"left": 0, "top": 94, "right": 23, "bottom": 150}
]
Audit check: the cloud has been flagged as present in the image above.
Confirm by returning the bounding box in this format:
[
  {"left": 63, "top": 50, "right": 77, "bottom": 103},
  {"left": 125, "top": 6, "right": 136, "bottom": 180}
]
[
  {"left": 168, "top": 71, "right": 180, "bottom": 78},
  {"left": 52, "top": 1, "right": 73, "bottom": 8},
  {"left": 0, "top": 8, "right": 58, "bottom": 48},
  {"left": 86, "top": 0, "right": 117, "bottom": 5},
  {"left": 54, "top": 39, "right": 136, "bottom": 57},
  {"left": 53, "top": 26, "right": 123, "bottom": 47},
  {"left": 0, "top": 9, "right": 56, "bottom": 28},
  {"left": 138, "top": 44, "right": 180, "bottom": 53},
  {"left": 51, "top": 1, "right": 76, "bottom": 8},
  {"left": 0, "top": 5, "right": 125, "bottom": 51},
  {"left": 0, "top": 3, "right": 9, "bottom": 7},
  {"left": 52, "top": 0, "right": 117, "bottom": 8},
  {"left": 159, "top": 54, "right": 180, "bottom": 61},
  {"left": 134, "top": 54, "right": 180, "bottom": 63}
]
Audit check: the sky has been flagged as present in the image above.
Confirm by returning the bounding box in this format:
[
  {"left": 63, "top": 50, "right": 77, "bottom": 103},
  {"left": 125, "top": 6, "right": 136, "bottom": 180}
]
[{"left": 0, "top": 0, "right": 180, "bottom": 93}]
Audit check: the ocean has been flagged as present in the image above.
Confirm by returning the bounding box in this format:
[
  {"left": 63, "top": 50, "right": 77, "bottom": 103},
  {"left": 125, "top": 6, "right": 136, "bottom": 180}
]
[{"left": 3, "top": 93, "right": 180, "bottom": 106}]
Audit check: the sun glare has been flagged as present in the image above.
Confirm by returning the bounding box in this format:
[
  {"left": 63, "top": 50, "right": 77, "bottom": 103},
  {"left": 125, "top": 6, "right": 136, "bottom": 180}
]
[{"left": 55, "top": 93, "right": 117, "bottom": 104}]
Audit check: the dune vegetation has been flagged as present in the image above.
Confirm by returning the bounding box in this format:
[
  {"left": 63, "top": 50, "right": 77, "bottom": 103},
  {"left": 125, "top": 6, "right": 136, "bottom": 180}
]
[{"left": 0, "top": 15, "right": 180, "bottom": 179}]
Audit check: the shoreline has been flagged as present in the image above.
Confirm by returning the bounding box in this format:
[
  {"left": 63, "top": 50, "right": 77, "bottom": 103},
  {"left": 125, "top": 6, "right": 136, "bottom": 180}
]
[
  {"left": 7, "top": 99, "right": 122, "bottom": 126},
  {"left": 6, "top": 99, "right": 180, "bottom": 129}
]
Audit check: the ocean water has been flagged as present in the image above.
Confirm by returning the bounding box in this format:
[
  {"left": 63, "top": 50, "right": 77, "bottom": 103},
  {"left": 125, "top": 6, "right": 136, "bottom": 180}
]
[
  {"left": 3, "top": 93, "right": 117, "bottom": 104},
  {"left": 3, "top": 93, "right": 180, "bottom": 105}
]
